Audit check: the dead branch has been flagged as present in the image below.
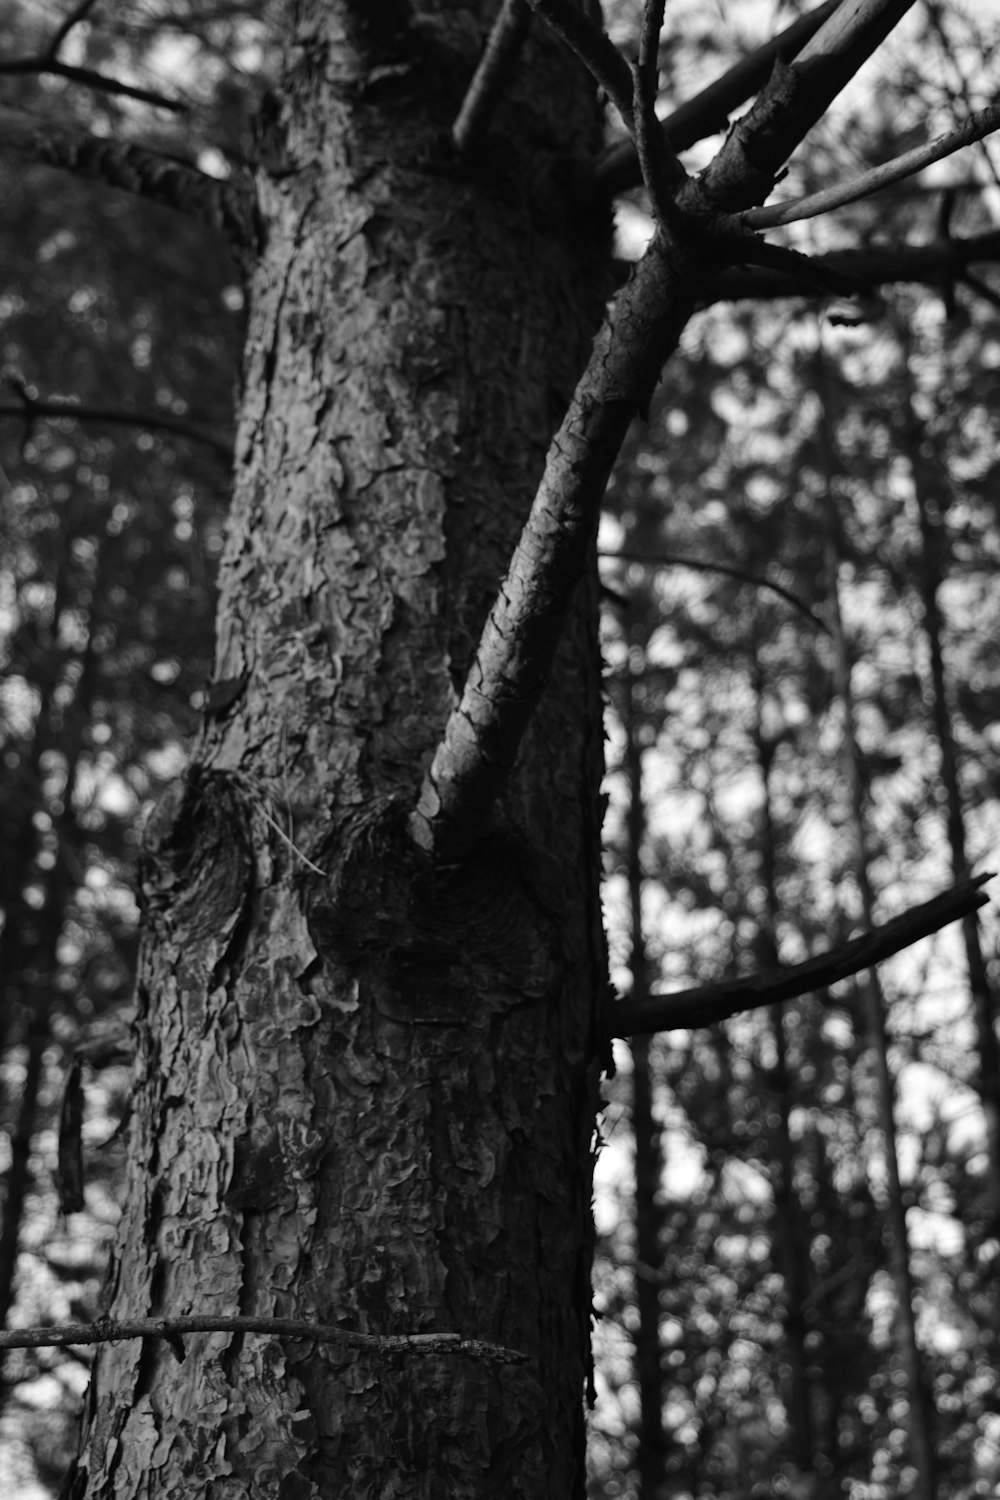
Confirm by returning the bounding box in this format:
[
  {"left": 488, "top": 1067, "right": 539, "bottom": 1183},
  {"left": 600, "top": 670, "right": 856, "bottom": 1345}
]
[
  {"left": 0, "top": 1315, "right": 528, "bottom": 1365},
  {"left": 607, "top": 873, "right": 993, "bottom": 1039}
]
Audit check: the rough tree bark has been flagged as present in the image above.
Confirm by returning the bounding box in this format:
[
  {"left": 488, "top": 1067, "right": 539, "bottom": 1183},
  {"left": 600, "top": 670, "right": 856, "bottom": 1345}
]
[
  {"left": 68, "top": 6, "right": 611, "bottom": 1497},
  {"left": 48, "top": 0, "right": 1000, "bottom": 1495}
]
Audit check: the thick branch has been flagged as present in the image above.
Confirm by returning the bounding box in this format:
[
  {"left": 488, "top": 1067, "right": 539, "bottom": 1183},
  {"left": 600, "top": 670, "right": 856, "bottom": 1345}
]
[
  {"left": 0, "top": 105, "right": 253, "bottom": 248},
  {"left": 409, "top": 236, "right": 711, "bottom": 861},
  {"left": 701, "top": 0, "right": 919, "bottom": 211},
  {"left": 413, "top": 0, "right": 924, "bottom": 862},
  {"left": 0, "top": 1315, "right": 528, "bottom": 1365},
  {"left": 608, "top": 873, "right": 993, "bottom": 1039},
  {"left": 595, "top": 0, "right": 841, "bottom": 198}
]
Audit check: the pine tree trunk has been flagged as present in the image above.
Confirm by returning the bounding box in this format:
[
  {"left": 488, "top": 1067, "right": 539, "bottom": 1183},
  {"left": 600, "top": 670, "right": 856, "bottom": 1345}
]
[{"left": 71, "top": 8, "right": 610, "bottom": 1497}]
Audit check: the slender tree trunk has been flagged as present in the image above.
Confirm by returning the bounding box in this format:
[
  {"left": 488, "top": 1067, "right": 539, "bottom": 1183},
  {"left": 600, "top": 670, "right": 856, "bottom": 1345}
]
[
  {"left": 624, "top": 669, "right": 670, "bottom": 1498},
  {"left": 818, "top": 351, "right": 938, "bottom": 1500},
  {"left": 72, "top": 8, "right": 611, "bottom": 1497},
  {"left": 898, "top": 347, "right": 1000, "bottom": 1216},
  {"left": 750, "top": 679, "right": 816, "bottom": 1480}
]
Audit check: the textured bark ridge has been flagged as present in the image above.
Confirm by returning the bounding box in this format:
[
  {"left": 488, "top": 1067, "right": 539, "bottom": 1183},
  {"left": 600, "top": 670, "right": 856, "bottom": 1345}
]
[{"left": 71, "top": 5, "right": 609, "bottom": 1497}]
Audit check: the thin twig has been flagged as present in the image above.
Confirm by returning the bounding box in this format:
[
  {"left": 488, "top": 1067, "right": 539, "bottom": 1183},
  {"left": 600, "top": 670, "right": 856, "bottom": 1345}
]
[
  {"left": 607, "top": 872, "right": 994, "bottom": 1039},
  {"left": 603, "top": 548, "right": 829, "bottom": 633},
  {"left": 745, "top": 100, "right": 1000, "bottom": 229},
  {"left": 0, "top": 1315, "right": 529, "bottom": 1365},
  {"left": 960, "top": 269, "right": 1000, "bottom": 311},
  {"left": 524, "top": 0, "right": 634, "bottom": 127},
  {"left": 0, "top": 392, "right": 233, "bottom": 461},
  {"left": 47, "top": 0, "right": 102, "bottom": 58},
  {"left": 452, "top": 0, "right": 531, "bottom": 155}
]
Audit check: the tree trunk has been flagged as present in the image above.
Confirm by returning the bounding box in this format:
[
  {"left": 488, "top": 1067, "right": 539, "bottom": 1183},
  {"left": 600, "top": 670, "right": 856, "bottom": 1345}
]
[
  {"left": 71, "top": 8, "right": 611, "bottom": 1497},
  {"left": 818, "top": 351, "right": 938, "bottom": 1500}
]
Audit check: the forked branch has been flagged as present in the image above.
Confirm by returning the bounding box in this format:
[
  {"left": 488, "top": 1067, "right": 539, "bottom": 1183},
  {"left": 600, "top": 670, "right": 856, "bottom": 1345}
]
[{"left": 411, "top": 0, "right": 942, "bottom": 862}]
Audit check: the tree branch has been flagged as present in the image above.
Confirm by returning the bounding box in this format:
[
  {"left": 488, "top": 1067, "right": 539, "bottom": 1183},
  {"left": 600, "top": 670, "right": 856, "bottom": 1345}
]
[
  {"left": 0, "top": 56, "right": 187, "bottom": 113},
  {"left": 704, "top": 228, "right": 1000, "bottom": 303},
  {"left": 523, "top": 0, "right": 635, "bottom": 127},
  {"left": 0, "top": 391, "right": 234, "bottom": 461},
  {"left": 47, "top": 0, "right": 101, "bottom": 58},
  {"left": 607, "top": 873, "right": 993, "bottom": 1039},
  {"left": 0, "top": 1315, "right": 528, "bottom": 1365},
  {"left": 745, "top": 101, "right": 1000, "bottom": 229},
  {"left": 595, "top": 0, "right": 841, "bottom": 198},
  {"left": 604, "top": 548, "right": 829, "bottom": 633},
  {"left": 0, "top": 105, "right": 253, "bottom": 249},
  {"left": 0, "top": 0, "right": 186, "bottom": 113},
  {"left": 452, "top": 0, "right": 532, "bottom": 156},
  {"left": 410, "top": 0, "right": 922, "bottom": 862},
  {"left": 700, "top": 0, "right": 919, "bottom": 212}
]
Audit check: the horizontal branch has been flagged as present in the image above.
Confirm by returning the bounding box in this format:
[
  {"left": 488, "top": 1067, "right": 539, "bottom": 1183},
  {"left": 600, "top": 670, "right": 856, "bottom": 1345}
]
[
  {"left": 0, "top": 105, "right": 253, "bottom": 248},
  {"left": 607, "top": 872, "right": 993, "bottom": 1039},
  {"left": 745, "top": 100, "right": 1000, "bottom": 229},
  {"left": 704, "top": 227, "right": 1000, "bottom": 303},
  {"left": 0, "top": 1314, "right": 529, "bottom": 1365},
  {"left": 0, "top": 393, "right": 234, "bottom": 460}
]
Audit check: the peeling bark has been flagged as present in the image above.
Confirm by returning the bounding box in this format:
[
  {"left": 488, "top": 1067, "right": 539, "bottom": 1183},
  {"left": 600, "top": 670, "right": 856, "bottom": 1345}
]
[{"left": 70, "top": 5, "right": 610, "bottom": 1497}]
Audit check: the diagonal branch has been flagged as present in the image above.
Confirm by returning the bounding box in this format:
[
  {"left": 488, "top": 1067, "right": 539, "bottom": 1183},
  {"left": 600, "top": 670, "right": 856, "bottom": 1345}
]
[
  {"left": 410, "top": 0, "right": 924, "bottom": 863},
  {"left": 595, "top": 0, "right": 841, "bottom": 198},
  {"left": 700, "top": 0, "right": 919, "bottom": 212},
  {"left": 0, "top": 56, "right": 187, "bottom": 113},
  {"left": 744, "top": 100, "right": 1000, "bottom": 229},
  {"left": 408, "top": 239, "right": 712, "bottom": 861},
  {"left": 452, "top": 0, "right": 532, "bottom": 155},
  {"left": 0, "top": 105, "right": 253, "bottom": 248},
  {"left": 523, "top": 0, "right": 634, "bottom": 126},
  {"left": 48, "top": 0, "right": 101, "bottom": 57},
  {"left": 1, "top": 0, "right": 185, "bottom": 113},
  {"left": 607, "top": 872, "right": 993, "bottom": 1039}
]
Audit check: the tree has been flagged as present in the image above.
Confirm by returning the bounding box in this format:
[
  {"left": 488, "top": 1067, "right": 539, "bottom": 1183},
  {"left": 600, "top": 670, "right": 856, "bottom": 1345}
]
[{"left": 2, "top": 2, "right": 998, "bottom": 1496}]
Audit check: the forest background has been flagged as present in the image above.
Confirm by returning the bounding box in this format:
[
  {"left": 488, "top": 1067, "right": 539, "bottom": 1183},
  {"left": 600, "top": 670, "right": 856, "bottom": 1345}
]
[{"left": 1, "top": 1, "right": 999, "bottom": 1498}]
